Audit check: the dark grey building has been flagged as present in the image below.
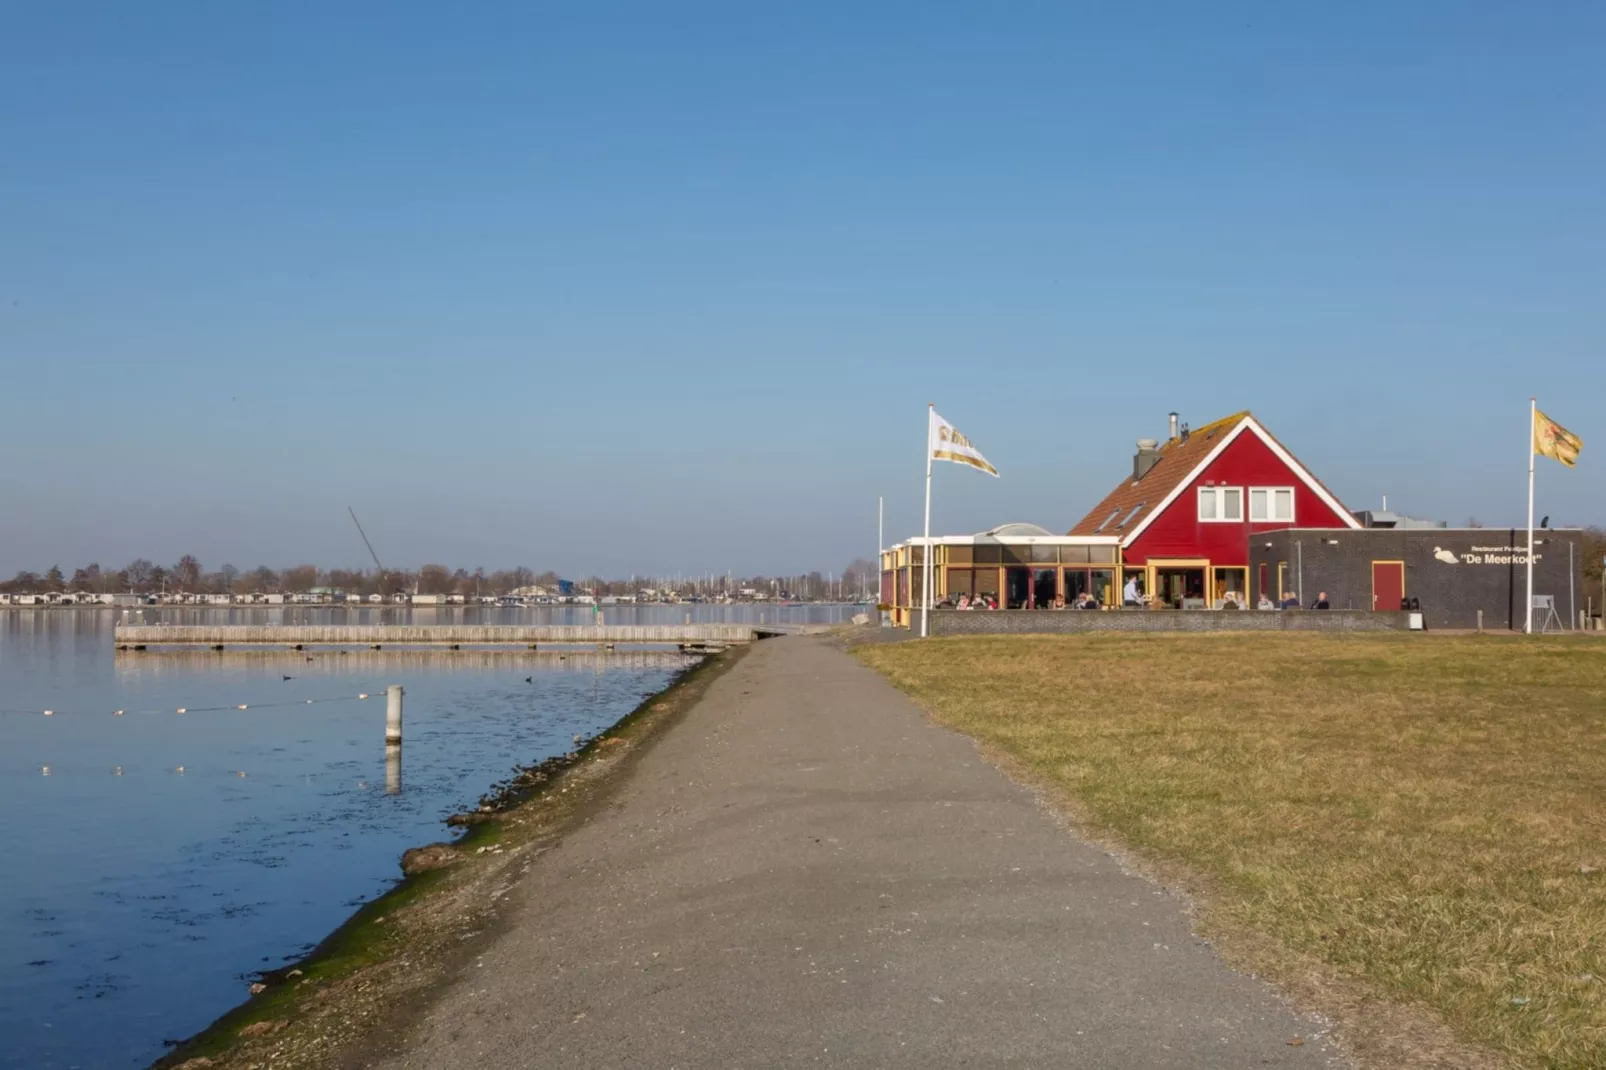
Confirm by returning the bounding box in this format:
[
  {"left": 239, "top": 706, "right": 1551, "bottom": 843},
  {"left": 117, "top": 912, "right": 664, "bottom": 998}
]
[{"left": 1249, "top": 528, "right": 1585, "bottom": 630}]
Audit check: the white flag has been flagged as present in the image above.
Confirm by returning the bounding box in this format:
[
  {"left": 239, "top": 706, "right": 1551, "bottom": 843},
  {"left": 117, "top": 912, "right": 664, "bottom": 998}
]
[{"left": 929, "top": 409, "right": 998, "bottom": 476}]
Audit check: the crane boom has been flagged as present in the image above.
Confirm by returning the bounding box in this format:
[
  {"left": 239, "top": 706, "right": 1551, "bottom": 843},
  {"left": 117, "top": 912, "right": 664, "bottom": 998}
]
[{"left": 348, "top": 507, "right": 386, "bottom": 573}]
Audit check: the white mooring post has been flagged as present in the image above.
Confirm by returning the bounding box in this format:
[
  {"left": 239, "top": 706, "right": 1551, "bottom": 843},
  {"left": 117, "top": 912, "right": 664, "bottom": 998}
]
[
  {"left": 1476, "top": 609, "right": 1483, "bottom": 633},
  {"left": 386, "top": 685, "right": 404, "bottom": 746}
]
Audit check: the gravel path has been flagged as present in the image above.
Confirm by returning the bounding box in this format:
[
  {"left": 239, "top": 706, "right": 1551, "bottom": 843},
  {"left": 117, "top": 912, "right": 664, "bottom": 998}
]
[{"left": 371, "top": 635, "right": 1343, "bottom": 1068}]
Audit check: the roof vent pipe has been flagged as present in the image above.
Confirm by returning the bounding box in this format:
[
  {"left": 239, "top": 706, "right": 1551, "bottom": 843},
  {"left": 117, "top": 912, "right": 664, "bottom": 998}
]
[{"left": 1169, "top": 412, "right": 1179, "bottom": 441}]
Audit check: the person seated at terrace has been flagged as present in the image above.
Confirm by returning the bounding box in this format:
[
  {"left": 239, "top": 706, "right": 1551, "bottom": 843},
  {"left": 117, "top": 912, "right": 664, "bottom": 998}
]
[
  {"left": 1279, "top": 592, "right": 1301, "bottom": 609},
  {"left": 1122, "top": 576, "right": 1143, "bottom": 607},
  {"left": 1075, "top": 592, "right": 1100, "bottom": 610},
  {"left": 1221, "top": 591, "right": 1242, "bottom": 610},
  {"left": 1257, "top": 593, "right": 1275, "bottom": 610},
  {"left": 955, "top": 593, "right": 971, "bottom": 610},
  {"left": 1051, "top": 595, "right": 1066, "bottom": 610},
  {"left": 1311, "top": 591, "right": 1331, "bottom": 609}
]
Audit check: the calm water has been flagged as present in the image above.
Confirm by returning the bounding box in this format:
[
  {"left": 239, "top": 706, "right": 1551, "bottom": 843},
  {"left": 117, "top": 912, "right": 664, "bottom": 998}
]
[{"left": 0, "top": 605, "right": 857, "bottom": 1069}]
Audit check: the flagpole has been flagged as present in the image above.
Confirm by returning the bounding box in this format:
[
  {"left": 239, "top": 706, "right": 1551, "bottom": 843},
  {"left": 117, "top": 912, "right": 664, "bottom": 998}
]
[
  {"left": 877, "top": 496, "right": 884, "bottom": 603},
  {"left": 1526, "top": 396, "right": 1536, "bottom": 634},
  {"left": 921, "top": 404, "right": 934, "bottom": 638}
]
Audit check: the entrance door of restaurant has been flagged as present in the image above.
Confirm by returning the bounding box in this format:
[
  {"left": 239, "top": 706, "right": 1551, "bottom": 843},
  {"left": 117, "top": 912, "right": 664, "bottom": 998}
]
[
  {"left": 1149, "top": 563, "right": 1208, "bottom": 608},
  {"left": 1146, "top": 559, "right": 1209, "bottom": 609},
  {"left": 1371, "top": 561, "right": 1404, "bottom": 611}
]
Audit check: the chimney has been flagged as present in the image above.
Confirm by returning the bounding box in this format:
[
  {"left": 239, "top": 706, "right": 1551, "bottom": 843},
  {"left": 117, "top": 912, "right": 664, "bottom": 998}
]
[
  {"left": 1133, "top": 438, "right": 1161, "bottom": 480},
  {"left": 1168, "top": 412, "right": 1179, "bottom": 441}
]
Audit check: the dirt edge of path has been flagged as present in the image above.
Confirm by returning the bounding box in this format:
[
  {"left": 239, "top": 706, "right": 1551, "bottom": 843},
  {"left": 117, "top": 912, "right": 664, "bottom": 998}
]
[{"left": 153, "top": 644, "right": 750, "bottom": 1070}]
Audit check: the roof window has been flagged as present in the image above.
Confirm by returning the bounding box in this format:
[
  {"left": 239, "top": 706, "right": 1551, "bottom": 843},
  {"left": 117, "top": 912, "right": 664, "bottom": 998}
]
[
  {"left": 1118, "top": 502, "right": 1146, "bottom": 528},
  {"left": 1093, "top": 509, "right": 1120, "bottom": 533}
]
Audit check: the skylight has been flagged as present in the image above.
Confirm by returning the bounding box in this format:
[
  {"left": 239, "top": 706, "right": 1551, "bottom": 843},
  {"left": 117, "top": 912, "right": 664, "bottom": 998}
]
[
  {"left": 1093, "top": 509, "right": 1120, "bottom": 533},
  {"left": 1119, "top": 502, "right": 1146, "bottom": 527}
]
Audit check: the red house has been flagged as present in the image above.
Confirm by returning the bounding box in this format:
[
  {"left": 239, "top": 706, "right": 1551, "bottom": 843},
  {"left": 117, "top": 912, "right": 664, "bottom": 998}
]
[{"left": 1069, "top": 412, "right": 1360, "bottom": 607}]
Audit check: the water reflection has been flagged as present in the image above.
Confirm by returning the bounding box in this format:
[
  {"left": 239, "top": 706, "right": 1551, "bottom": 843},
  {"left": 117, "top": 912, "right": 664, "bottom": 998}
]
[{"left": 0, "top": 607, "right": 845, "bottom": 1070}]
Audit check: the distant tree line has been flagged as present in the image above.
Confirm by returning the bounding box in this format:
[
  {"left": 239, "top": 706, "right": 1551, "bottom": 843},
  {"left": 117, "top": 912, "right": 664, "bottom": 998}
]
[{"left": 0, "top": 556, "right": 886, "bottom": 601}]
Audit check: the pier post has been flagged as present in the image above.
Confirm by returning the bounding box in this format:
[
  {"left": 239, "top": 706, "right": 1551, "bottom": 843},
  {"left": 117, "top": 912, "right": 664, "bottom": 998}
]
[
  {"left": 1476, "top": 609, "right": 1483, "bottom": 633},
  {"left": 386, "top": 685, "right": 404, "bottom": 746}
]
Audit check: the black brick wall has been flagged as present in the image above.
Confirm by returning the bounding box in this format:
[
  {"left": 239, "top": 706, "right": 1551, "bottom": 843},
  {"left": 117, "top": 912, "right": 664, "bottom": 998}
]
[{"left": 1248, "top": 528, "right": 1585, "bottom": 630}]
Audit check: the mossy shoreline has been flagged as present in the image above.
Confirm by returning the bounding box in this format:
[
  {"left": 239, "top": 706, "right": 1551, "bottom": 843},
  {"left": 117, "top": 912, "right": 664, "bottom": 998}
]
[{"left": 152, "top": 645, "right": 747, "bottom": 1070}]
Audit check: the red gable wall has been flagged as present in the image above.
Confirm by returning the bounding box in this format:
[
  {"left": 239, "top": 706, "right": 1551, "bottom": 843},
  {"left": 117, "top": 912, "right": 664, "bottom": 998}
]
[{"left": 1126, "top": 429, "right": 1351, "bottom": 566}]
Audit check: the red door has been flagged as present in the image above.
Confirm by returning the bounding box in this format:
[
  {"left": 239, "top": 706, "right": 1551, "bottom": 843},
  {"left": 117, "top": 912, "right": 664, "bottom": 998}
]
[{"left": 1371, "top": 561, "right": 1404, "bottom": 611}]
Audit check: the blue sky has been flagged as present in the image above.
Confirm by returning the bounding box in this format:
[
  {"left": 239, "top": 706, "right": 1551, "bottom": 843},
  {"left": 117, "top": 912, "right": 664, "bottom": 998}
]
[{"left": 2, "top": 2, "right": 1601, "bottom": 577}]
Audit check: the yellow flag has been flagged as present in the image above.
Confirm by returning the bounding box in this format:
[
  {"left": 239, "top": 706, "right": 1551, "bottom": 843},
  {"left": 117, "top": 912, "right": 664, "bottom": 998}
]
[{"left": 1534, "top": 408, "right": 1583, "bottom": 468}]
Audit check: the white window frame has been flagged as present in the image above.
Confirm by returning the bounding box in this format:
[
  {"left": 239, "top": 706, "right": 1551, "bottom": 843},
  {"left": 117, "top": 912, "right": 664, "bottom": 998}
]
[
  {"left": 1249, "top": 486, "right": 1296, "bottom": 523},
  {"left": 1197, "top": 485, "right": 1243, "bottom": 523}
]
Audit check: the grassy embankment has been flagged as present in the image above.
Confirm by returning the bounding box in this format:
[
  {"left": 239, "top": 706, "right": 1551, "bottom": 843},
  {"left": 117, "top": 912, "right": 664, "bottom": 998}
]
[
  {"left": 156, "top": 645, "right": 746, "bottom": 1070},
  {"left": 856, "top": 634, "right": 1605, "bottom": 1069}
]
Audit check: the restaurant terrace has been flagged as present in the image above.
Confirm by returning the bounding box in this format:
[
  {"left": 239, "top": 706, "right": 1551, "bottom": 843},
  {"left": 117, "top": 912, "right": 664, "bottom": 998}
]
[{"left": 880, "top": 524, "right": 1121, "bottom": 627}]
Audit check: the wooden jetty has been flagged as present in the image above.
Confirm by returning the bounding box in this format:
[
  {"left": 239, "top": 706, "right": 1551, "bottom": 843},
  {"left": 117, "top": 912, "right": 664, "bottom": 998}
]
[
  {"left": 112, "top": 648, "right": 702, "bottom": 673},
  {"left": 113, "top": 623, "right": 766, "bottom": 651}
]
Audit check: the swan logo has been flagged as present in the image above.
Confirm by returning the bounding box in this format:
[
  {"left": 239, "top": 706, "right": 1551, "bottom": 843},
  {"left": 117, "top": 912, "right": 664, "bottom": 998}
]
[{"left": 1433, "top": 547, "right": 1460, "bottom": 564}]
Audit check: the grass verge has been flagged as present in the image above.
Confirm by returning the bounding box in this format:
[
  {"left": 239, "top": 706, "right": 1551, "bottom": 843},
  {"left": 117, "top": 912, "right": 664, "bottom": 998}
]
[
  {"left": 154, "top": 644, "right": 747, "bottom": 1070},
  {"left": 855, "top": 633, "right": 1606, "bottom": 1069}
]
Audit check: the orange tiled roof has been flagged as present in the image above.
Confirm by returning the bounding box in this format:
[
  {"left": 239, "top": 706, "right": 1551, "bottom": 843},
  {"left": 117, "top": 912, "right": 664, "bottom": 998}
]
[{"left": 1067, "top": 412, "right": 1250, "bottom": 537}]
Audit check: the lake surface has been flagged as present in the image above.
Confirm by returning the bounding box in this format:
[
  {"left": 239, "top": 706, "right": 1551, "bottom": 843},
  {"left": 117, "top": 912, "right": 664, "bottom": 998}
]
[{"left": 0, "top": 604, "right": 858, "bottom": 1069}]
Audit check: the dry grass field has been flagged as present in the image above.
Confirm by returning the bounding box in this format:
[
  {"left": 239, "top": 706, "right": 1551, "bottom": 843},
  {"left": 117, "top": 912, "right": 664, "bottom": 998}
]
[{"left": 856, "top": 633, "right": 1606, "bottom": 1069}]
